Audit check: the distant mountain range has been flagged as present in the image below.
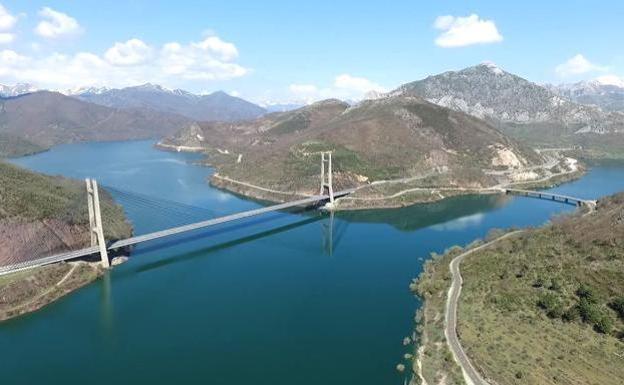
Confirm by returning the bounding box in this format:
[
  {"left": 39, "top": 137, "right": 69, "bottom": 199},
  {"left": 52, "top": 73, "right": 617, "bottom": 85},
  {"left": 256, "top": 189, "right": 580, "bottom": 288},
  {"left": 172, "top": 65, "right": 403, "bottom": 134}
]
[
  {"left": 2, "top": 64, "right": 624, "bottom": 161},
  {"left": 0, "top": 91, "right": 193, "bottom": 157},
  {"left": 0, "top": 82, "right": 268, "bottom": 122},
  {"left": 71, "top": 84, "right": 267, "bottom": 122},
  {"left": 0, "top": 83, "right": 38, "bottom": 98},
  {"left": 547, "top": 78, "right": 624, "bottom": 113}
]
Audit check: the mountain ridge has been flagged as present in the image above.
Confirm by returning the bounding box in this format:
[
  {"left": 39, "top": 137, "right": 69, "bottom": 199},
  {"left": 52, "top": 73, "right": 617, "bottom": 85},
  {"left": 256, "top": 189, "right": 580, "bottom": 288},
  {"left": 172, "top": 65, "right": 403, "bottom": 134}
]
[
  {"left": 0, "top": 91, "right": 194, "bottom": 157},
  {"left": 73, "top": 84, "right": 266, "bottom": 122},
  {"left": 160, "top": 95, "right": 577, "bottom": 208}
]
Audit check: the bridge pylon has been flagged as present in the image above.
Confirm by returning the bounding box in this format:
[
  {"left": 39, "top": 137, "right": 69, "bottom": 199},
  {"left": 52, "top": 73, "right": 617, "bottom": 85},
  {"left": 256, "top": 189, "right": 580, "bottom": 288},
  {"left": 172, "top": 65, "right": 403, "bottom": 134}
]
[
  {"left": 319, "top": 151, "right": 335, "bottom": 204},
  {"left": 86, "top": 178, "right": 109, "bottom": 268}
]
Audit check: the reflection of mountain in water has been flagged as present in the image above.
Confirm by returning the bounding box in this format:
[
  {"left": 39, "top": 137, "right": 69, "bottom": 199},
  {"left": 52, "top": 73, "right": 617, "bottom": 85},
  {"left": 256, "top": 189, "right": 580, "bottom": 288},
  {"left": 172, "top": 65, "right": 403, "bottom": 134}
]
[{"left": 336, "top": 194, "right": 512, "bottom": 232}]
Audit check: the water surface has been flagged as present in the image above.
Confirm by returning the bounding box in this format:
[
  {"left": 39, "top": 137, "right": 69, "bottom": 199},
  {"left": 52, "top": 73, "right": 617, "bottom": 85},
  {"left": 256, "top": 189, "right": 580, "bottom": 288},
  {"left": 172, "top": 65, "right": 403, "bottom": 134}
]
[{"left": 4, "top": 140, "right": 624, "bottom": 385}]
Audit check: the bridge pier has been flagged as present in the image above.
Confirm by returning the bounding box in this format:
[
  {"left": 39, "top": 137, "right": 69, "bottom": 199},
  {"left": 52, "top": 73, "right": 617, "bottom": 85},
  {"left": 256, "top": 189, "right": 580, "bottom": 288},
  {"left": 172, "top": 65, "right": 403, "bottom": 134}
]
[
  {"left": 320, "top": 151, "right": 335, "bottom": 205},
  {"left": 86, "top": 178, "right": 109, "bottom": 268}
]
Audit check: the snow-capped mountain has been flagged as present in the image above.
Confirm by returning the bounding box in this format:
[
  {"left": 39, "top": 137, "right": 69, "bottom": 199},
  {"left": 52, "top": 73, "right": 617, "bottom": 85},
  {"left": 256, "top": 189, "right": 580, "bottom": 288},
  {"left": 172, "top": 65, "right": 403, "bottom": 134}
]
[
  {"left": 64, "top": 86, "right": 110, "bottom": 96},
  {"left": 71, "top": 83, "right": 267, "bottom": 122},
  {"left": 548, "top": 77, "right": 624, "bottom": 112},
  {"left": 0, "top": 83, "right": 38, "bottom": 97}
]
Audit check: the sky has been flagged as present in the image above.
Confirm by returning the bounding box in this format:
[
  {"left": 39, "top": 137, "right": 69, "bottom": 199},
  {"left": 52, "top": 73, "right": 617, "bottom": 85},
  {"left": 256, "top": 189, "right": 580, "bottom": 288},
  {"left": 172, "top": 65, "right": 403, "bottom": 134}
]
[{"left": 0, "top": 0, "right": 623, "bottom": 104}]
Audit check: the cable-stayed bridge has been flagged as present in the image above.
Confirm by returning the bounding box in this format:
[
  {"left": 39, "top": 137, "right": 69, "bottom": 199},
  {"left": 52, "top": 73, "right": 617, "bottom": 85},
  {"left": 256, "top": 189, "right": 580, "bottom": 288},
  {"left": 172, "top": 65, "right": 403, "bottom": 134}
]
[
  {"left": 0, "top": 153, "right": 596, "bottom": 276},
  {"left": 0, "top": 152, "right": 351, "bottom": 275}
]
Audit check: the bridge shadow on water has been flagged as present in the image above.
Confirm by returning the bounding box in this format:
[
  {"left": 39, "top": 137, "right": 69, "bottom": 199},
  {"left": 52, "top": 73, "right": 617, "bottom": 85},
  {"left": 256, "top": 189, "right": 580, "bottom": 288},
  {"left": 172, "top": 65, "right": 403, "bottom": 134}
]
[{"left": 124, "top": 209, "right": 328, "bottom": 275}]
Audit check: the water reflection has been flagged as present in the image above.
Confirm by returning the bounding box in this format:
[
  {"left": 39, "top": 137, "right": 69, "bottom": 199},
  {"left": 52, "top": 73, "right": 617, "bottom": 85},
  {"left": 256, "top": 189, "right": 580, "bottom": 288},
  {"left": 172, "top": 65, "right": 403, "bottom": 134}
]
[
  {"left": 337, "top": 193, "right": 511, "bottom": 231},
  {"left": 133, "top": 215, "right": 324, "bottom": 274},
  {"left": 99, "top": 272, "right": 114, "bottom": 336}
]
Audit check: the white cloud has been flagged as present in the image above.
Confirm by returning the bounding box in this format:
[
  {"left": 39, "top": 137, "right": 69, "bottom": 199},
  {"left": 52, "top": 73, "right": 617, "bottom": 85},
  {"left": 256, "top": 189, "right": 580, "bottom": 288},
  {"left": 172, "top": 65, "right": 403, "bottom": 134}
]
[
  {"left": 0, "top": 32, "right": 13, "bottom": 44},
  {"left": 0, "top": 33, "right": 248, "bottom": 90},
  {"left": 595, "top": 74, "right": 624, "bottom": 88},
  {"left": 334, "top": 74, "right": 386, "bottom": 93},
  {"left": 160, "top": 36, "right": 247, "bottom": 80},
  {"left": 555, "top": 54, "right": 607, "bottom": 77},
  {"left": 191, "top": 36, "right": 238, "bottom": 61},
  {"left": 288, "top": 74, "right": 386, "bottom": 104},
  {"left": 0, "top": 4, "right": 16, "bottom": 31},
  {"left": 105, "top": 39, "right": 152, "bottom": 66},
  {"left": 289, "top": 84, "right": 318, "bottom": 94},
  {"left": 35, "top": 7, "right": 81, "bottom": 39},
  {"left": 433, "top": 14, "right": 503, "bottom": 48}
]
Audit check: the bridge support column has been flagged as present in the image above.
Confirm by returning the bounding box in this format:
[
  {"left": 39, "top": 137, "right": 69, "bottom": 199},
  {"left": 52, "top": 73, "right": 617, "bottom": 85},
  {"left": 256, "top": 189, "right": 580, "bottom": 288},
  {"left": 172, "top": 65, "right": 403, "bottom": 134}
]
[
  {"left": 86, "top": 178, "right": 109, "bottom": 268},
  {"left": 320, "top": 152, "right": 335, "bottom": 204}
]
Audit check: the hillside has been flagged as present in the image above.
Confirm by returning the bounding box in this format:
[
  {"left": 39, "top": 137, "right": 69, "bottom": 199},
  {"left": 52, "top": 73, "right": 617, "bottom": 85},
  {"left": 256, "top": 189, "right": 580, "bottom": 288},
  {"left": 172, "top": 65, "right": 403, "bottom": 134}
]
[
  {"left": 74, "top": 84, "right": 266, "bottom": 121},
  {"left": 393, "top": 63, "right": 624, "bottom": 158},
  {"left": 160, "top": 96, "right": 575, "bottom": 208},
  {"left": 0, "top": 161, "right": 132, "bottom": 320},
  {"left": 0, "top": 91, "right": 193, "bottom": 157},
  {"left": 414, "top": 193, "right": 624, "bottom": 385}
]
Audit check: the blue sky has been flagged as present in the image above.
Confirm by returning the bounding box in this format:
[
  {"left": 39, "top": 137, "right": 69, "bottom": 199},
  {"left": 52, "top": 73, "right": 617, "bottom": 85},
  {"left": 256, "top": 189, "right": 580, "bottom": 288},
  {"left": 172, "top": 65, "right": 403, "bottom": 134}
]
[{"left": 1, "top": 0, "right": 623, "bottom": 103}]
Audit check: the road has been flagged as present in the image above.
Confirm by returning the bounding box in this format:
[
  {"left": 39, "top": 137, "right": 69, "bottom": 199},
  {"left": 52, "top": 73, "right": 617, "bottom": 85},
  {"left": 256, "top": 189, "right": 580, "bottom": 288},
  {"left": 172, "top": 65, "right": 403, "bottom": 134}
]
[{"left": 445, "top": 231, "right": 524, "bottom": 385}]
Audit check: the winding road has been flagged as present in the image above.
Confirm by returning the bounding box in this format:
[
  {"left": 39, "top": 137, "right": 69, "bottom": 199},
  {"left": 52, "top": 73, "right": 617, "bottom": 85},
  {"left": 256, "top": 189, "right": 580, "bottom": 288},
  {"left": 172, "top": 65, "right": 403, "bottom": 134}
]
[{"left": 445, "top": 231, "right": 524, "bottom": 385}]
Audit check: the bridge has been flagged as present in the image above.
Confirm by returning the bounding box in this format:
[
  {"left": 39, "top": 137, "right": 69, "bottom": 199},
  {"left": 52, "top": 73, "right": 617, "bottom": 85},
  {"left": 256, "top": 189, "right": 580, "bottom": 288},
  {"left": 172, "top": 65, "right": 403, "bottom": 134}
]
[
  {"left": 0, "top": 156, "right": 597, "bottom": 276},
  {"left": 0, "top": 152, "right": 351, "bottom": 276},
  {"left": 505, "top": 188, "right": 597, "bottom": 207}
]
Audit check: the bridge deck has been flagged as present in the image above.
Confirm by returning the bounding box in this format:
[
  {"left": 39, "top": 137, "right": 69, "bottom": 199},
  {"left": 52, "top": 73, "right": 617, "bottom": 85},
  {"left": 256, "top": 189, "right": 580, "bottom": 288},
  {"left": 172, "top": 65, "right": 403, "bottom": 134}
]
[
  {"left": 505, "top": 188, "right": 595, "bottom": 206},
  {"left": 0, "top": 189, "right": 355, "bottom": 276}
]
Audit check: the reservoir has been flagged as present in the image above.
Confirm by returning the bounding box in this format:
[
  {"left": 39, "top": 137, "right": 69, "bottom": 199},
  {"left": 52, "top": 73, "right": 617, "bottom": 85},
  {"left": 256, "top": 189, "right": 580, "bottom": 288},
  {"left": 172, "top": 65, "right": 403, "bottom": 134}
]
[{"left": 4, "top": 140, "right": 624, "bottom": 385}]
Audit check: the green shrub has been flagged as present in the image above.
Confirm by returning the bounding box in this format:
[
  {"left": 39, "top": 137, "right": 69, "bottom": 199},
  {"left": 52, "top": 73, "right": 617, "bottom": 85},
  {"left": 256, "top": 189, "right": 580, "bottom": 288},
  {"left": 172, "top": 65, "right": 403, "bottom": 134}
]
[
  {"left": 578, "top": 298, "right": 602, "bottom": 324},
  {"left": 576, "top": 284, "right": 597, "bottom": 304},
  {"left": 594, "top": 314, "right": 613, "bottom": 334},
  {"left": 548, "top": 278, "right": 562, "bottom": 292},
  {"left": 609, "top": 297, "right": 624, "bottom": 319}
]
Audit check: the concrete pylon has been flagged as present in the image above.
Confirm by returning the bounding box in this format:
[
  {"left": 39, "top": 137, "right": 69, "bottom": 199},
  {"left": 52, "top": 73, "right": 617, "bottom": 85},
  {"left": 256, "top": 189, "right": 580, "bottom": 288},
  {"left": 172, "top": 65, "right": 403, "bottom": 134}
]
[
  {"left": 86, "top": 178, "right": 109, "bottom": 268},
  {"left": 319, "top": 152, "right": 335, "bottom": 203}
]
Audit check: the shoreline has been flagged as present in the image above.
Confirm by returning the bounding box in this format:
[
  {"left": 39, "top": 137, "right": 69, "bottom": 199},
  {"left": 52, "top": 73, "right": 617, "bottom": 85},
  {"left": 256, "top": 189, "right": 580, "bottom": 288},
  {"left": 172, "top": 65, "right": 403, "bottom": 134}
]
[
  {"left": 0, "top": 261, "right": 104, "bottom": 322},
  {"left": 207, "top": 167, "right": 585, "bottom": 211},
  {"left": 156, "top": 142, "right": 586, "bottom": 211}
]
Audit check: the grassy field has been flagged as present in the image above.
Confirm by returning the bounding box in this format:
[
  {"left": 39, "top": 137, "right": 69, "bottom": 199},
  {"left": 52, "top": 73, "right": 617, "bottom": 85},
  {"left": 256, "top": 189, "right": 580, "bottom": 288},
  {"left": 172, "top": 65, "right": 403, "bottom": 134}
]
[{"left": 414, "top": 193, "right": 624, "bottom": 385}]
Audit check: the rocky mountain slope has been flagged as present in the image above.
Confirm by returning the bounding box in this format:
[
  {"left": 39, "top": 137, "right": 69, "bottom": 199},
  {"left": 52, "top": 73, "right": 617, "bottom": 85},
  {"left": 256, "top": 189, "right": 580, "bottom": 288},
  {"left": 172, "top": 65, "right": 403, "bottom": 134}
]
[
  {"left": 0, "top": 91, "right": 194, "bottom": 157},
  {"left": 74, "top": 84, "right": 266, "bottom": 121},
  {"left": 548, "top": 79, "right": 624, "bottom": 112},
  {"left": 160, "top": 95, "right": 570, "bottom": 208},
  {"left": 393, "top": 64, "right": 624, "bottom": 140}
]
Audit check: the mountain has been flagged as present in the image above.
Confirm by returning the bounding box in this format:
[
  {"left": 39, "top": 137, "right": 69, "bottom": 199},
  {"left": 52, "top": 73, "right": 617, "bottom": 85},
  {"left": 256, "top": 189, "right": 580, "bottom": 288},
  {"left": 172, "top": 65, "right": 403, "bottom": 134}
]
[
  {"left": 73, "top": 84, "right": 266, "bottom": 121},
  {"left": 160, "top": 95, "right": 570, "bottom": 208},
  {"left": 548, "top": 78, "right": 624, "bottom": 112},
  {"left": 393, "top": 63, "right": 624, "bottom": 136},
  {"left": 0, "top": 83, "right": 38, "bottom": 97},
  {"left": 0, "top": 91, "right": 193, "bottom": 157}
]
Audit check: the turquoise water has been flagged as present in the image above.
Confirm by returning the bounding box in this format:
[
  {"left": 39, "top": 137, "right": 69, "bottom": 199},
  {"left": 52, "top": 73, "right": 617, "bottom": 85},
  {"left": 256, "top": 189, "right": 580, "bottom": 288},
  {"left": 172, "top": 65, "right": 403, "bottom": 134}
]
[{"left": 4, "top": 140, "right": 624, "bottom": 385}]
